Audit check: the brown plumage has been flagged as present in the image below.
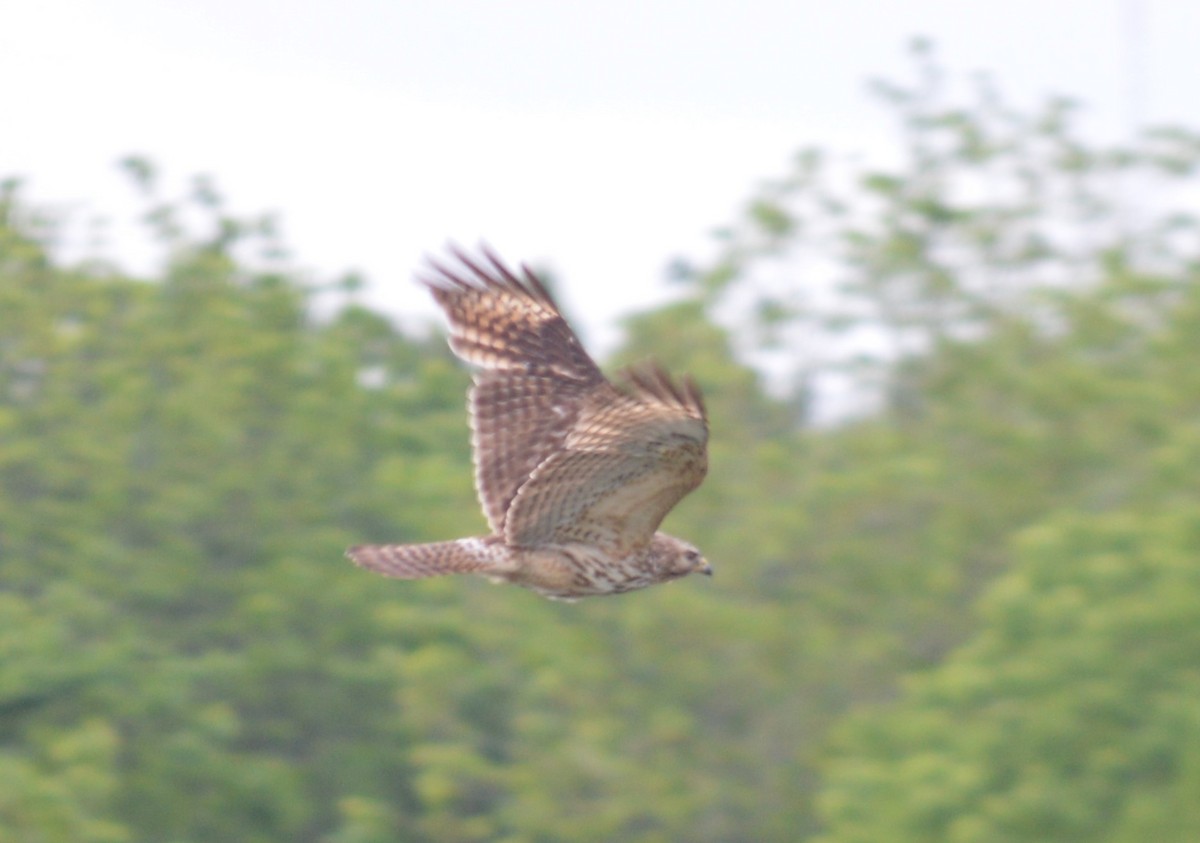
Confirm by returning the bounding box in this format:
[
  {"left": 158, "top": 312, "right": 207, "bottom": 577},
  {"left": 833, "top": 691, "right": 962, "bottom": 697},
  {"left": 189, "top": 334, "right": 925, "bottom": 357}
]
[{"left": 346, "top": 246, "right": 711, "bottom": 601}]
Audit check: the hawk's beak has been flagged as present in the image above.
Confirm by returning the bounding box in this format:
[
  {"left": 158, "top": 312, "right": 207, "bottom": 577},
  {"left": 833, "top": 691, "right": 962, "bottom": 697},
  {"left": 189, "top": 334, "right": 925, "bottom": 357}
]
[{"left": 699, "top": 561, "right": 714, "bottom": 577}]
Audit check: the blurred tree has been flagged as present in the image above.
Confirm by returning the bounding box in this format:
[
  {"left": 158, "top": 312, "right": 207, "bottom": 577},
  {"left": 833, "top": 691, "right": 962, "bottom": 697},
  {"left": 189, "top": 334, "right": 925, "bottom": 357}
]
[
  {"left": 663, "top": 36, "right": 1200, "bottom": 840},
  {"left": 816, "top": 508, "right": 1200, "bottom": 843},
  {"left": 691, "top": 38, "right": 1200, "bottom": 421}
]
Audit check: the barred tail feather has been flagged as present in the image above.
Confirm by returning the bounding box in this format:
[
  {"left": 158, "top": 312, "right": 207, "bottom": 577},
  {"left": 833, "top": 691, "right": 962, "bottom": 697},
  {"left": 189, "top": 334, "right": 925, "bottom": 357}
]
[{"left": 346, "top": 538, "right": 506, "bottom": 580}]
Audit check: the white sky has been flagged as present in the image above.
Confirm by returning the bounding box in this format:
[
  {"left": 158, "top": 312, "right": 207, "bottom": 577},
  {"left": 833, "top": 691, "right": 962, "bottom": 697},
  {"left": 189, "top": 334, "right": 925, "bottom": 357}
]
[{"left": 3, "top": 0, "right": 1198, "bottom": 355}]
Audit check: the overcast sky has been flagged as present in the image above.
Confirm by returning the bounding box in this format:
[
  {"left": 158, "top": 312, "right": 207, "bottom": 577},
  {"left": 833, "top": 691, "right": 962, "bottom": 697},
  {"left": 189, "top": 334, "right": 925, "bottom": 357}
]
[{"left": 3, "top": 0, "right": 1197, "bottom": 353}]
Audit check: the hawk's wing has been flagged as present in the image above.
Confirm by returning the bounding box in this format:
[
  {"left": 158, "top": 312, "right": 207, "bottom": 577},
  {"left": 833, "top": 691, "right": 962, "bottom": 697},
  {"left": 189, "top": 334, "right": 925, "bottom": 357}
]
[
  {"left": 503, "top": 364, "right": 708, "bottom": 556},
  {"left": 421, "top": 247, "right": 605, "bottom": 534}
]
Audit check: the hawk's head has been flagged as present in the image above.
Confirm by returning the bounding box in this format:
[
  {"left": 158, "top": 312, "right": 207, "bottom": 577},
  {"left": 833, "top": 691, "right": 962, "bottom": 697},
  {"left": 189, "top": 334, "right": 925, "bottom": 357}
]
[{"left": 651, "top": 533, "right": 713, "bottom": 581}]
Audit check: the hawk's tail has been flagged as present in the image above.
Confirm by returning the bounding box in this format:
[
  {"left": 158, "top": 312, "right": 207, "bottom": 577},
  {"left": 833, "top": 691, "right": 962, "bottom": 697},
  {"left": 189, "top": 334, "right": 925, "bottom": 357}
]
[{"left": 346, "top": 537, "right": 510, "bottom": 580}]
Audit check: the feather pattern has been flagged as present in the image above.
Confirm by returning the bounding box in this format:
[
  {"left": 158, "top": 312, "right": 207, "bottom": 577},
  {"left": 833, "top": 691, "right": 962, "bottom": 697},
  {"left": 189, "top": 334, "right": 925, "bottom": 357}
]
[{"left": 347, "top": 245, "right": 711, "bottom": 600}]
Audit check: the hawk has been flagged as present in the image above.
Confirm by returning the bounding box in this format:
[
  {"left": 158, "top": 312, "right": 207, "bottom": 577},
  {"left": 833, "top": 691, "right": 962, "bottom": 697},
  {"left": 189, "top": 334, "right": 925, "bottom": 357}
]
[{"left": 346, "top": 246, "right": 712, "bottom": 601}]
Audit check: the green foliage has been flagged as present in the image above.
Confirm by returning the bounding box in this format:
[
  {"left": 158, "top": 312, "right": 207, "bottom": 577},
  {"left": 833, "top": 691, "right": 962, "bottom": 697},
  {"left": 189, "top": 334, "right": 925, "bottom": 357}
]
[
  {"left": 816, "top": 509, "right": 1200, "bottom": 843},
  {"left": 697, "top": 39, "right": 1200, "bottom": 410},
  {"left": 2, "top": 40, "right": 1200, "bottom": 842},
  {"left": 682, "top": 39, "right": 1200, "bottom": 843}
]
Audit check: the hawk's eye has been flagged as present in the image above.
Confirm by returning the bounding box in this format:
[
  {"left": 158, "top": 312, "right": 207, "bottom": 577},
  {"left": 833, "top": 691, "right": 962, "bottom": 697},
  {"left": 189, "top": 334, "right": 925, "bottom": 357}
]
[{"left": 684, "top": 549, "right": 699, "bottom": 562}]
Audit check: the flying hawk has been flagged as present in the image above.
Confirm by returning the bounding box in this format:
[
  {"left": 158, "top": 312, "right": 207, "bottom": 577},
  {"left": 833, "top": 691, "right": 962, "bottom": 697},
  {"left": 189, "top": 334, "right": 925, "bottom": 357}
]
[{"left": 346, "top": 246, "right": 710, "bottom": 600}]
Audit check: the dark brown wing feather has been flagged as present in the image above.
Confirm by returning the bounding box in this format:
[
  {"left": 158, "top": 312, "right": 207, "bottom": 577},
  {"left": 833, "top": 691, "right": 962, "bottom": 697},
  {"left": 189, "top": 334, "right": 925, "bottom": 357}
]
[
  {"left": 503, "top": 363, "right": 708, "bottom": 555},
  {"left": 420, "top": 246, "right": 605, "bottom": 533}
]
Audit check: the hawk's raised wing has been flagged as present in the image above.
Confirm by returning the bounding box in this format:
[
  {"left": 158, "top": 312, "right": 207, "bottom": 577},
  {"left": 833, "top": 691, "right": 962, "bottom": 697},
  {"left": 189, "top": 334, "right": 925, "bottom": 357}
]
[
  {"left": 503, "top": 364, "right": 708, "bottom": 556},
  {"left": 421, "top": 247, "right": 605, "bottom": 534}
]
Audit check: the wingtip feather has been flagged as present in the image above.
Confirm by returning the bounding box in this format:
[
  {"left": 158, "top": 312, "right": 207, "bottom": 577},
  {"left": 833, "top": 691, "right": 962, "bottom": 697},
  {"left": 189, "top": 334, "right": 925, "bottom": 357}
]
[
  {"left": 620, "top": 361, "right": 706, "bottom": 420},
  {"left": 418, "top": 243, "right": 558, "bottom": 310}
]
